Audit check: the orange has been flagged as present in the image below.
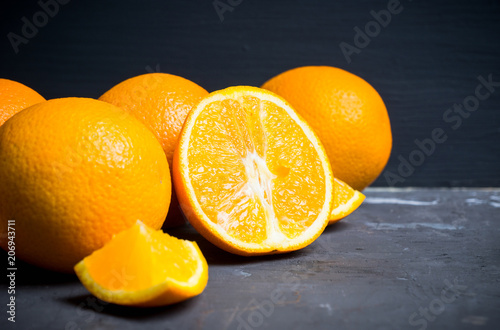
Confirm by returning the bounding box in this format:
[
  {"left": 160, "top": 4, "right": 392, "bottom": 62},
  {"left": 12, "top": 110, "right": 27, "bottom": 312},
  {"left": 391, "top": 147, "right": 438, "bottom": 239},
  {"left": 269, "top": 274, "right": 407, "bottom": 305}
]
[
  {"left": 99, "top": 73, "right": 208, "bottom": 227},
  {"left": 75, "top": 221, "right": 208, "bottom": 307},
  {"left": 262, "top": 66, "right": 392, "bottom": 191},
  {"left": 173, "top": 86, "right": 334, "bottom": 255},
  {"left": 98, "top": 73, "right": 208, "bottom": 167},
  {"left": 0, "top": 78, "right": 45, "bottom": 126},
  {"left": 0, "top": 98, "right": 171, "bottom": 273},
  {"left": 329, "top": 178, "right": 365, "bottom": 225}
]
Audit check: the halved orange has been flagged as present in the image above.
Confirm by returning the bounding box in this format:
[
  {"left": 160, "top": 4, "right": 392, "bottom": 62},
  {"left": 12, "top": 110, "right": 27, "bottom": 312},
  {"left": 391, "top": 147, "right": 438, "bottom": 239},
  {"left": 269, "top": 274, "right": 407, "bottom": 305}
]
[
  {"left": 173, "top": 86, "right": 334, "bottom": 256},
  {"left": 329, "top": 178, "right": 365, "bottom": 225},
  {"left": 74, "top": 221, "right": 208, "bottom": 307}
]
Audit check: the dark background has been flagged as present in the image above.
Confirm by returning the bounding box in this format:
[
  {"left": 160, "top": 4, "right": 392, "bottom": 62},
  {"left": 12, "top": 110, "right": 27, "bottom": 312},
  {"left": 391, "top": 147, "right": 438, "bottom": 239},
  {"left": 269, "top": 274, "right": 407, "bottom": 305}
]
[{"left": 1, "top": 0, "right": 499, "bottom": 187}]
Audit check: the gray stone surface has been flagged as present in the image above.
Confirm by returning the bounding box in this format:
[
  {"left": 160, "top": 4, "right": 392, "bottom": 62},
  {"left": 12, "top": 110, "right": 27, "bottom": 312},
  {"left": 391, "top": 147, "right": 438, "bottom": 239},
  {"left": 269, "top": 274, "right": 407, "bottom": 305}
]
[{"left": 1, "top": 188, "right": 499, "bottom": 329}]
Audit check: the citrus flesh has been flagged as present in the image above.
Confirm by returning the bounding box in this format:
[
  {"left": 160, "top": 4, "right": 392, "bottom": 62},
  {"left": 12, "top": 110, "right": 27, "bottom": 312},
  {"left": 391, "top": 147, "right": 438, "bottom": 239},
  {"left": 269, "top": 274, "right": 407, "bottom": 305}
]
[
  {"left": 74, "top": 221, "right": 208, "bottom": 307},
  {"left": 173, "top": 86, "right": 334, "bottom": 255},
  {"left": 329, "top": 178, "right": 365, "bottom": 225}
]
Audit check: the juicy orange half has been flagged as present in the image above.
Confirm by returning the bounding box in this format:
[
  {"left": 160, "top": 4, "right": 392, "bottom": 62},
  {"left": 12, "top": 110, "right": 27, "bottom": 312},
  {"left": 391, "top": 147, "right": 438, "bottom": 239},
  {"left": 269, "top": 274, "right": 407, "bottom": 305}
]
[
  {"left": 74, "top": 221, "right": 208, "bottom": 307},
  {"left": 173, "top": 86, "right": 334, "bottom": 255},
  {"left": 329, "top": 178, "right": 365, "bottom": 225}
]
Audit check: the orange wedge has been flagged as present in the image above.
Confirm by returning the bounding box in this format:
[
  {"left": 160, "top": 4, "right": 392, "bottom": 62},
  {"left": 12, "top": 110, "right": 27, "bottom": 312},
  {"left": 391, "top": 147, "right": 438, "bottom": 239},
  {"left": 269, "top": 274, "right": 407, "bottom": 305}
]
[
  {"left": 173, "top": 86, "right": 334, "bottom": 256},
  {"left": 74, "top": 221, "right": 208, "bottom": 307},
  {"left": 328, "top": 178, "right": 365, "bottom": 225}
]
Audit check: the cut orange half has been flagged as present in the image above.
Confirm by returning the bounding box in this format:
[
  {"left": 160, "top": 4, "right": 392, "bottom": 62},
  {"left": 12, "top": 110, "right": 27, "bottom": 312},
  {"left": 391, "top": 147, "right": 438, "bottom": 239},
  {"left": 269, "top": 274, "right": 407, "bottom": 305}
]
[
  {"left": 74, "top": 221, "right": 208, "bottom": 307},
  {"left": 328, "top": 178, "right": 365, "bottom": 225},
  {"left": 173, "top": 86, "right": 334, "bottom": 256}
]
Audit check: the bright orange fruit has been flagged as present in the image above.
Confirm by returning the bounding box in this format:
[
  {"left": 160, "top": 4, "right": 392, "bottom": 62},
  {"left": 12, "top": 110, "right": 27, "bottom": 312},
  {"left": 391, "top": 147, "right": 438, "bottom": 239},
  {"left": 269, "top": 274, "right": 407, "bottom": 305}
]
[
  {"left": 0, "top": 78, "right": 45, "bottom": 126},
  {"left": 329, "top": 178, "right": 365, "bottom": 225},
  {"left": 173, "top": 86, "right": 334, "bottom": 255},
  {"left": 0, "top": 98, "right": 171, "bottom": 272},
  {"left": 262, "top": 66, "right": 392, "bottom": 191},
  {"left": 98, "top": 73, "right": 208, "bottom": 167},
  {"left": 75, "top": 221, "right": 208, "bottom": 307},
  {"left": 99, "top": 73, "right": 208, "bottom": 227}
]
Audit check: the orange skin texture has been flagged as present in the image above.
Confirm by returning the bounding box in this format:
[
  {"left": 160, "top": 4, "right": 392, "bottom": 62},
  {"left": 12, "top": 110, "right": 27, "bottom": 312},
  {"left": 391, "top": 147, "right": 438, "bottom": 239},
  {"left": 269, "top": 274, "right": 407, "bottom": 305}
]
[
  {"left": 0, "top": 98, "right": 171, "bottom": 273},
  {"left": 0, "top": 78, "right": 45, "bottom": 126},
  {"left": 98, "top": 73, "right": 208, "bottom": 167},
  {"left": 99, "top": 73, "right": 208, "bottom": 227},
  {"left": 262, "top": 66, "right": 392, "bottom": 191}
]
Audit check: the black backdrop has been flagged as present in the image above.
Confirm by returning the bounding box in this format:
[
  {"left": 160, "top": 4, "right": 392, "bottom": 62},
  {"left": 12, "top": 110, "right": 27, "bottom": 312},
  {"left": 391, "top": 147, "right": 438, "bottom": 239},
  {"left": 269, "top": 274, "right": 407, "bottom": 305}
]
[{"left": 1, "top": 0, "right": 499, "bottom": 187}]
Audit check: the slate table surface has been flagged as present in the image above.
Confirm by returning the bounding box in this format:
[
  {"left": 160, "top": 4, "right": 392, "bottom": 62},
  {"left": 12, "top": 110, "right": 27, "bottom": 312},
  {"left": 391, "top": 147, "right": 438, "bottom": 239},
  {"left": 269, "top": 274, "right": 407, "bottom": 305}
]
[{"left": 1, "top": 188, "right": 499, "bottom": 330}]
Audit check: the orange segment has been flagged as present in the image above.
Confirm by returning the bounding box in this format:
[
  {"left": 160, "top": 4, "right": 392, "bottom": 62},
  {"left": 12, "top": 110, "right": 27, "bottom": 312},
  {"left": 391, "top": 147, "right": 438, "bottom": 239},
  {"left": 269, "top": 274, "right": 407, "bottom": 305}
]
[
  {"left": 74, "top": 221, "right": 208, "bottom": 307},
  {"left": 329, "top": 178, "right": 365, "bottom": 225},
  {"left": 173, "top": 86, "right": 334, "bottom": 255}
]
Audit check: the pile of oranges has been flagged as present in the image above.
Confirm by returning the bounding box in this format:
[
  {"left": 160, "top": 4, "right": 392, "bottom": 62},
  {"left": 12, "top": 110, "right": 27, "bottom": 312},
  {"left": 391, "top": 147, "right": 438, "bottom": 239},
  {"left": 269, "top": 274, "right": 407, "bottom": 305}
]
[{"left": 0, "top": 66, "right": 391, "bottom": 307}]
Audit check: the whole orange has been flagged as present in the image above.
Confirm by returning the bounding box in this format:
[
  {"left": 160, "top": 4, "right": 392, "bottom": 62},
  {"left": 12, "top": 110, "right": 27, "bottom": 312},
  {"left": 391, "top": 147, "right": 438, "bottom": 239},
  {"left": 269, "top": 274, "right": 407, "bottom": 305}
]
[
  {"left": 99, "top": 73, "right": 208, "bottom": 227},
  {"left": 0, "top": 98, "right": 171, "bottom": 273},
  {"left": 262, "top": 66, "right": 392, "bottom": 190},
  {"left": 0, "top": 78, "right": 45, "bottom": 126},
  {"left": 98, "top": 73, "right": 208, "bottom": 166}
]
